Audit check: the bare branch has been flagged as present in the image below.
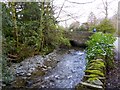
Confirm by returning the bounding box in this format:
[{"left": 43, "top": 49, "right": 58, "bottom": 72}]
[
  {"left": 61, "top": 10, "right": 78, "bottom": 21},
  {"left": 56, "top": 0, "right": 66, "bottom": 19},
  {"left": 60, "top": 16, "right": 81, "bottom": 22},
  {"left": 57, "top": 10, "right": 84, "bottom": 22},
  {"left": 102, "top": 0, "right": 106, "bottom": 9},
  {"left": 58, "top": 17, "right": 76, "bottom": 22},
  {"left": 55, "top": 0, "right": 96, "bottom": 20},
  {"left": 66, "top": 0, "right": 96, "bottom": 4}
]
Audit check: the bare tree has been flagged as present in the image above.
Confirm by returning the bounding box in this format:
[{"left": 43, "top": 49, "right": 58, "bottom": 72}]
[
  {"left": 56, "top": 0, "right": 67, "bottom": 19},
  {"left": 54, "top": 0, "right": 96, "bottom": 24},
  {"left": 102, "top": 0, "right": 108, "bottom": 19},
  {"left": 100, "top": 0, "right": 118, "bottom": 19},
  {"left": 87, "top": 12, "right": 97, "bottom": 26}
]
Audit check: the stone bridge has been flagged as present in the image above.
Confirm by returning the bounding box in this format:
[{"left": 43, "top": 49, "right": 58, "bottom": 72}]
[{"left": 65, "top": 31, "right": 93, "bottom": 48}]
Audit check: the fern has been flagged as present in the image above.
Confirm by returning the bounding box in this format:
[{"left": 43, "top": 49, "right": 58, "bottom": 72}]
[
  {"left": 87, "top": 77, "right": 99, "bottom": 83},
  {"left": 85, "top": 70, "right": 104, "bottom": 77},
  {"left": 86, "top": 74, "right": 99, "bottom": 78}
]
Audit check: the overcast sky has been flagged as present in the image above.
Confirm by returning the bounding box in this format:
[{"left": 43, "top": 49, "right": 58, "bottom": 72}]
[{"left": 53, "top": 0, "right": 120, "bottom": 27}]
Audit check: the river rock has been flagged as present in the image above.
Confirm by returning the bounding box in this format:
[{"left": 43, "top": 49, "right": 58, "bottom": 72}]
[
  {"left": 67, "top": 75, "right": 72, "bottom": 79},
  {"left": 93, "top": 79, "right": 103, "bottom": 86},
  {"left": 81, "top": 82, "right": 103, "bottom": 89},
  {"left": 48, "top": 67, "right": 52, "bottom": 69},
  {"left": 10, "top": 55, "right": 44, "bottom": 78},
  {"left": 34, "top": 50, "right": 86, "bottom": 88},
  {"left": 27, "top": 73, "right": 31, "bottom": 76},
  {"left": 42, "top": 68, "right": 47, "bottom": 71},
  {"left": 55, "top": 75, "right": 60, "bottom": 79}
]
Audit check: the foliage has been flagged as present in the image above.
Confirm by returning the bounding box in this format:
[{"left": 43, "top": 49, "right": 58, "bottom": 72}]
[
  {"left": 85, "top": 70, "right": 104, "bottom": 77},
  {"left": 89, "top": 19, "right": 116, "bottom": 34},
  {"left": 79, "top": 23, "right": 89, "bottom": 31},
  {"left": 85, "top": 32, "right": 116, "bottom": 87},
  {"left": 2, "top": 47, "right": 13, "bottom": 84},
  {"left": 69, "top": 21, "right": 80, "bottom": 31},
  {"left": 88, "top": 25, "right": 97, "bottom": 32},
  {"left": 55, "top": 26, "right": 71, "bottom": 47},
  {"left": 86, "top": 32, "right": 116, "bottom": 64},
  {"left": 85, "top": 59, "right": 105, "bottom": 85},
  {"left": 2, "top": 2, "right": 70, "bottom": 61},
  {"left": 87, "top": 59, "right": 105, "bottom": 71}
]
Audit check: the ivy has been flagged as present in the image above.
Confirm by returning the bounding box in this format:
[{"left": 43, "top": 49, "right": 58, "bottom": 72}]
[{"left": 85, "top": 70, "right": 104, "bottom": 77}]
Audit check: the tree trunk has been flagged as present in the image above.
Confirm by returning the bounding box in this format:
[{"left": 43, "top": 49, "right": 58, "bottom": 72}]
[{"left": 11, "top": 2, "right": 18, "bottom": 48}]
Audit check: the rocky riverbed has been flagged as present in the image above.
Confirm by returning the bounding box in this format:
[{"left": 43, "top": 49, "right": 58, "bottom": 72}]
[{"left": 5, "top": 48, "right": 86, "bottom": 88}]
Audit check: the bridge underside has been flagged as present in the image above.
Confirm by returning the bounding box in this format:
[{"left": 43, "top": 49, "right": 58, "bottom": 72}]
[
  {"left": 69, "top": 40, "right": 87, "bottom": 48},
  {"left": 65, "top": 31, "right": 93, "bottom": 48}
]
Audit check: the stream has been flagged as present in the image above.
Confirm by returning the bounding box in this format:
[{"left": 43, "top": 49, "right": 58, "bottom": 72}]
[
  {"left": 35, "top": 50, "right": 86, "bottom": 88},
  {"left": 30, "top": 49, "right": 86, "bottom": 88},
  {"left": 9, "top": 49, "right": 86, "bottom": 88}
]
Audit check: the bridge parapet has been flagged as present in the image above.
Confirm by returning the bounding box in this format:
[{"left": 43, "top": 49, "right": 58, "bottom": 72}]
[
  {"left": 65, "top": 31, "right": 93, "bottom": 47},
  {"left": 66, "top": 31, "right": 93, "bottom": 42}
]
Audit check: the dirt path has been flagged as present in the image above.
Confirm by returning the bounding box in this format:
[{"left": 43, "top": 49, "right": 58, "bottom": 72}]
[{"left": 106, "top": 37, "right": 120, "bottom": 90}]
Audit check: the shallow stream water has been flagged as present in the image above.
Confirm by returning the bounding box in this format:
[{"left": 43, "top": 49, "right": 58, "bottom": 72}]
[
  {"left": 29, "top": 49, "right": 86, "bottom": 88},
  {"left": 8, "top": 49, "right": 86, "bottom": 88}
]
